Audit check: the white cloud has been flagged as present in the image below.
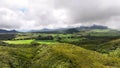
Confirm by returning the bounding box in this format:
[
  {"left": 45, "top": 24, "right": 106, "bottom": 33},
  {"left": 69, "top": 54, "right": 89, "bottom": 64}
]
[{"left": 0, "top": 0, "right": 120, "bottom": 30}]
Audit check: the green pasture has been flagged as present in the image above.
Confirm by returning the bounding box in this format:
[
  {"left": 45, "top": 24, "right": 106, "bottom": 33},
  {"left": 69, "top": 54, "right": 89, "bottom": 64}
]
[
  {"left": 4, "top": 40, "right": 34, "bottom": 44},
  {"left": 36, "top": 40, "right": 58, "bottom": 44},
  {"left": 4, "top": 40, "right": 57, "bottom": 44}
]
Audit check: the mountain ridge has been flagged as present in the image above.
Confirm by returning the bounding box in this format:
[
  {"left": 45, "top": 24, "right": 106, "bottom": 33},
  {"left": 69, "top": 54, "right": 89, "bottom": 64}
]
[
  {"left": 29, "top": 25, "right": 109, "bottom": 33},
  {"left": 0, "top": 25, "right": 110, "bottom": 33},
  {"left": 0, "top": 29, "right": 17, "bottom": 33}
]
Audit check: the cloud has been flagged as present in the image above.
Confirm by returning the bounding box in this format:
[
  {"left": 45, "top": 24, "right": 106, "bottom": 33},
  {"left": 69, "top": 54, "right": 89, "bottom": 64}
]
[
  {"left": 0, "top": 0, "right": 120, "bottom": 30},
  {"left": 0, "top": 8, "right": 22, "bottom": 29},
  {"left": 55, "top": 0, "right": 120, "bottom": 26}
]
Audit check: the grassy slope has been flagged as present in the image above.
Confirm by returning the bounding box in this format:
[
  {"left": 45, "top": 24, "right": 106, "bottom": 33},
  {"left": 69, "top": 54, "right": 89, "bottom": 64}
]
[
  {"left": 0, "top": 43, "right": 120, "bottom": 68},
  {"left": 32, "top": 43, "right": 120, "bottom": 68},
  {"left": 86, "top": 29, "right": 120, "bottom": 37},
  {"left": 0, "top": 46, "right": 20, "bottom": 68},
  {"left": 109, "top": 48, "right": 120, "bottom": 58},
  {"left": 98, "top": 39, "right": 120, "bottom": 53}
]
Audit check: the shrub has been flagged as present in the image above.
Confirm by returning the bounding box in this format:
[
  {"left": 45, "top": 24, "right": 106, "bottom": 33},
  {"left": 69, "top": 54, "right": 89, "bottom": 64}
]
[
  {"left": 31, "top": 41, "right": 39, "bottom": 46},
  {"left": 36, "top": 35, "right": 54, "bottom": 40}
]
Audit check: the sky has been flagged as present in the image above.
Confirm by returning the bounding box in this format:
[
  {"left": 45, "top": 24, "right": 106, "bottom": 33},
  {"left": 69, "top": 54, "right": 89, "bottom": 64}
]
[{"left": 0, "top": 0, "right": 120, "bottom": 30}]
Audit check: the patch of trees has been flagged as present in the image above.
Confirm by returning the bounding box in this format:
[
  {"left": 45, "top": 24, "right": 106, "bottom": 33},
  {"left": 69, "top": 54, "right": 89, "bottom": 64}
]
[
  {"left": 55, "top": 36, "right": 62, "bottom": 42},
  {"left": 83, "top": 35, "right": 120, "bottom": 41},
  {"left": 31, "top": 41, "right": 39, "bottom": 46},
  {"left": 36, "top": 35, "right": 54, "bottom": 40},
  {"left": 58, "top": 35, "right": 120, "bottom": 53},
  {"left": 0, "top": 34, "right": 16, "bottom": 40},
  {"left": 0, "top": 41, "right": 9, "bottom": 46},
  {"left": 65, "top": 28, "right": 79, "bottom": 34},
  {"left": 67, "top": 36, "right": 120, "bottom": 46}
]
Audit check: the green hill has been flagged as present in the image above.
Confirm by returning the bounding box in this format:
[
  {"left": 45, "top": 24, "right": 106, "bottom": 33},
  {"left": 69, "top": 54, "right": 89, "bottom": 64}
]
[
  {"left": 98, "top": 39, "right": 120, "bottom": 53},
  {"left": 1, "top": 43, "right": 120, "bottom": 68}
]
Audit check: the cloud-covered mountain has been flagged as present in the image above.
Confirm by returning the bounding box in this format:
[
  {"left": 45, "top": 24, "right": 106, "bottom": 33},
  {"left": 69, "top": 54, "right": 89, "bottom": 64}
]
[
  {"left": 0, "top": 29, "right": 17, "bottom": 33},
  {"left": 30, "top": 25, "right": 109, "bottom": 33}
]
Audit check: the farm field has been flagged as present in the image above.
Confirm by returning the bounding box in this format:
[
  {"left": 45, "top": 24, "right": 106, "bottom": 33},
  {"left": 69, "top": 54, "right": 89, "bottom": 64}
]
[
  {"left": 4, "top": 40, "right": 34, "bottom": 44},
  {"left": 4, "top": 40, "right": 58, "bottom": 45}
]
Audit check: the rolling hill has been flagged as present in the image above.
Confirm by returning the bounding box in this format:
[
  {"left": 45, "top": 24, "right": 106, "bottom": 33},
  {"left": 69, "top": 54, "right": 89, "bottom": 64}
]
[{"left": 0, "top": 43, "right": 120, "bottom": 68}]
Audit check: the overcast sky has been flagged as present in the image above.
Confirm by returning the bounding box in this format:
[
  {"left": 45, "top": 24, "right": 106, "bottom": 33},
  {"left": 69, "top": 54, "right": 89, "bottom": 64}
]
[{"left": 0, "top": 0, "right": 120, "bottom": 30}]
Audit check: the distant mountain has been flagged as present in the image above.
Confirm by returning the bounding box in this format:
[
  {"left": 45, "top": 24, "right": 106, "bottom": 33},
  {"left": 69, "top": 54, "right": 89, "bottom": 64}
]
[
  {"left": 30, "top": 25, "right": 109, "bottom": 33},
  {"left": 77, "top": 25, "right": 108, "bottom": 30},
  {"left": 30, "top": 28, "right": 55, "bottom": 33},
  {"left": 0, "top": 29, "right": 17, "bottom": 33}
]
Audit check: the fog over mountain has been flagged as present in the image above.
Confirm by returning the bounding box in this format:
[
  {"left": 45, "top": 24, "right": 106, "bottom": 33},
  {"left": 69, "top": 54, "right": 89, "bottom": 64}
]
[{"left": 0, "top": 0, "right": 120, "bottom": 30}]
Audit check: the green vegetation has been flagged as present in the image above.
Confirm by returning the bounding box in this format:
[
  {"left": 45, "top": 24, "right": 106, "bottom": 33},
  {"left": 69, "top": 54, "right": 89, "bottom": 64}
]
[
  {"left": 36, "top": 40, "right": 58, "bottom": 44},
  {"left": 4, "top": 40, "right": 57, "bottom": 45},
  {"left": 4, "top": 40, "right": 34, "bottom": 44},
  {"left": 1, "top": 43, "right": 120, "bottom": 68},
  {"left": 0, "top": 29, "right": 120, "bottom": 68}
]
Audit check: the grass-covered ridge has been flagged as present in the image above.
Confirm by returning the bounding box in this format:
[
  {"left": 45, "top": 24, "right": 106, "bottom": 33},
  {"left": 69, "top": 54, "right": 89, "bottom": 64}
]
[
  {"left": 97, "top": 39, "right": 120, "bottom": 53},
  {"left": 0, "top": 43, "right": 120, "bottom": 68}
]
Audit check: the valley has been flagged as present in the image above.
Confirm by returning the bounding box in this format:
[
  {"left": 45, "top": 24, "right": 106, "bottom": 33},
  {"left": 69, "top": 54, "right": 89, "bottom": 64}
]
[{"left": 0, "top": 28, "right": 120, "bottom": 68}]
